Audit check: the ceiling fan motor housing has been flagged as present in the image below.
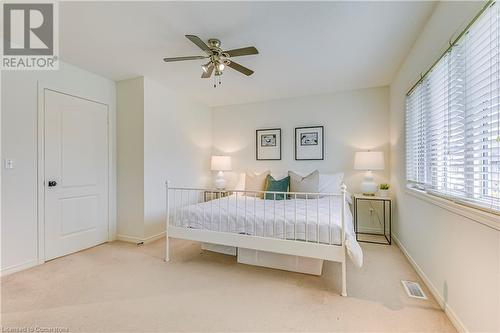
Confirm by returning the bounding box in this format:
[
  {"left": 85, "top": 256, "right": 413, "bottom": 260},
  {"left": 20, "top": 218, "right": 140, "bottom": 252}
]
[{"left": 208, "top": 38, "right": 221, "bottom": 48}]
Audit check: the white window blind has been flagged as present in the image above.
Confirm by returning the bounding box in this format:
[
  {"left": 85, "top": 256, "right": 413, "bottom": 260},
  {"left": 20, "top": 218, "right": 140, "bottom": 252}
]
[{"left": 406, "top": 2, "right": 500, "bottom": 213}]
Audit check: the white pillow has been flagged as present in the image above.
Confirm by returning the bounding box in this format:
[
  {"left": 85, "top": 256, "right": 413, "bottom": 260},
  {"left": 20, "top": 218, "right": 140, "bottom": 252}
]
[
  {"left": 319, "top": 172, "right": 344, "bottom": 194},
  {"left": 234, "top": 173, "right": 245, "bottom": 191}
]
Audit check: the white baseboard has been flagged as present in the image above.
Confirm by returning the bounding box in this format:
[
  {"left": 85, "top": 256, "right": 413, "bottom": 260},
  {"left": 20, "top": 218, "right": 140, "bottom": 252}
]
[
  {"left": 393, "top": 235, "right": 468, "bottom": 333},
  {"left": 1, "top": 259, "right": 39, "bottom": 277},
  {"left": 117, "top": 231, "right": 165, "bottom": 244}
]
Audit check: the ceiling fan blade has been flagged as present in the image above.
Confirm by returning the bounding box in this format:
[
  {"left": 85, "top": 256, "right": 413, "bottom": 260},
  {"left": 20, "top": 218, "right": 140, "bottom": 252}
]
[
  {"left": 201, "top": 63, "right": 214, "bottom": 78},
  {"left": 185, "top": 35, "right": 212, "bottom": 55},
  {"left": 227, "top": 61, "right": 254, "bottom": 76},
  {"left": 224, "top": 46, "right": 259, "bottom": 57},
  {"left": 163, "top": 55, "right": 207, "bottom": 62}
]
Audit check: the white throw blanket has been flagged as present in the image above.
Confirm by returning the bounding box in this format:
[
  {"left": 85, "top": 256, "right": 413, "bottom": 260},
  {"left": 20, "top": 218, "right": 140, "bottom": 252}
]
[{"left": 174, "top": 195, "right": 363, "bottom": 267}]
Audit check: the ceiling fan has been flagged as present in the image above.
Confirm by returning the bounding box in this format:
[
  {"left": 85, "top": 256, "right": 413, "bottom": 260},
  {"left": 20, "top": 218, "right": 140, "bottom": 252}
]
[{"left": 163, "top": 35, "right": 258, "bottom": 86}]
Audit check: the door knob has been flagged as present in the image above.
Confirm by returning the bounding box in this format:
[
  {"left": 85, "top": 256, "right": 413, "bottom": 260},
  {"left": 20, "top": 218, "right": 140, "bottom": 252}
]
[{"left": 48, "top": 180, "right": 57, "bottom": 187}]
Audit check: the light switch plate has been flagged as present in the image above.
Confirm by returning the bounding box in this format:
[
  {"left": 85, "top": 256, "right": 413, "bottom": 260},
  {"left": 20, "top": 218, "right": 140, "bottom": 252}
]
[{"left": 4, "top": 159, "right": 14, "bottom": 169}]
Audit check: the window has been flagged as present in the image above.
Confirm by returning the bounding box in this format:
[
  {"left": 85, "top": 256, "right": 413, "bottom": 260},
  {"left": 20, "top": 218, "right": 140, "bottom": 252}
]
[{"left": 406, "top": 2, "right": 500, "bottom": 213}]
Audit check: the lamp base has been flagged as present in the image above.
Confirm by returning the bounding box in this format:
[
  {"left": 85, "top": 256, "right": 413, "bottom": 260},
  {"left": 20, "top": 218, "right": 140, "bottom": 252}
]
[
  {"left": 360, "top": 171, "right": 377, "bottom": 196},
  {"left": 214, "top": 171, "right": 226, "bottom": 190}
]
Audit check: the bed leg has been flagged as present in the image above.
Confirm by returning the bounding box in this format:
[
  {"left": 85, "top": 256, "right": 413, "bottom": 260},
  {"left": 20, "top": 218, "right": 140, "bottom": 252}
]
[
  {"left": 165, "top": 236, "right": 170, "bottom": 262},
  {"left": 165, "top": 180, "right": 170, "bottom": 262},
  {"left": 341, "top": 258, "right": 347, "bottom": 297},
  {"left": 340, "top": 183, "right": 347, "bottom": 296}
]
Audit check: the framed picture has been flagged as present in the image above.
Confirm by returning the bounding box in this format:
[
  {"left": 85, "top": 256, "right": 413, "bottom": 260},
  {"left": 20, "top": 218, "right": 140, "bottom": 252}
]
[
  {"left": 256, "top": 128, "right": 281, "bottom": 160},
  {"left": 295, "top": 126, "right": 324, "bottom": 160}
]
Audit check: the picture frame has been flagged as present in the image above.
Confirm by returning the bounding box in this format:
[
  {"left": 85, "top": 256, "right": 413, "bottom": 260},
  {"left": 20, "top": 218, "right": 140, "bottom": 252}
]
[
  {"left": 256, "top": 128, "right": 281, "bottom": 160},
  {"left": 295, "top": 126, "right": 324, "bottom": 160}
]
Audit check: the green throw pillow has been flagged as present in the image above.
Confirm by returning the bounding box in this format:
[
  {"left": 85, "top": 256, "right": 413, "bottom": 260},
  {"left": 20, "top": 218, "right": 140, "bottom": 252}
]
[{"left": 264, "top": 175, "right": 290, "bottom": 200}]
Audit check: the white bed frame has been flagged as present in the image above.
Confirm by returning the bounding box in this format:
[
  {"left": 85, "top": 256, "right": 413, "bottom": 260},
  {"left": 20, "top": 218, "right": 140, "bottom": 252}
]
[{"left": 165, "top": 181, "right": 349, "bottom": 296}]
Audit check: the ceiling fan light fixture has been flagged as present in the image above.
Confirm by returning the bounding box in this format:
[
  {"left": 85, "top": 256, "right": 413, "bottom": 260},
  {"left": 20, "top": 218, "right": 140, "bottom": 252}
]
[
  {"left": 201, "top": 62, "right": 211, "bottom": 73},
  {"left": 217, "top": 62, "right": 225, "bottom": 72}
]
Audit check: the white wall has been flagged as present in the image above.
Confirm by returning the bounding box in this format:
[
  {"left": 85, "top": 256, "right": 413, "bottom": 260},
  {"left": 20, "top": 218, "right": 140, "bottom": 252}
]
[
  {"left": 1, "top": 62, "right": 116, "bottom": 275},
  {"left": 143, "top": 78, "right": 212, "bottom": 238},
  {"left": 115, "top": 77, "right": 212, "bottom": 241},
  {"left": 389, "top": 2, "right": 500, "bottom": 332},
  {"left": 117, "top": 77, "right": 145, "bottom": 239},
  {"left": 212, "top": 87, "right": 390, "bottom": 193}
]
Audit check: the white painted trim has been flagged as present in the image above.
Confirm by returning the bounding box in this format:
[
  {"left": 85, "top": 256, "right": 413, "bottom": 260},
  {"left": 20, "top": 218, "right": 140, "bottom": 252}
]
[
  {"left": 498, "top": 236, "right": 500, "bottom": 332},
  {"left": 393, "top": 235, "right": 468, "bottom": 333},
  {"left": 117, "top": 231, "right": 166, "bottom": 244},
  {"left": 1, "top": 259, "right": 39, "bottom": 277},
  {"left": 36, "top": 82, "right": 116, "bottom": 264},
  {"left": 405, "top": 188, "right": 499, "bottom": 231},
  {"left": 37, "top": 82, "right": 46, "bottom": 264}
]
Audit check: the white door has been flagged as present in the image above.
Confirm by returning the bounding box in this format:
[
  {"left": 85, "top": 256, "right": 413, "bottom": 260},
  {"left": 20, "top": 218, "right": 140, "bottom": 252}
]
[{"left": 44, "top": 89, "right": 109, "bottom": 260}]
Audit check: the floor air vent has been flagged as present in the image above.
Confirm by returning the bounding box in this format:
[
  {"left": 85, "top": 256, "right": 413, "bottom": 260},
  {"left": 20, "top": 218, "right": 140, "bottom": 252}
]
[{"left": 401, "top": 280, "right": 427, "bottom": 299}]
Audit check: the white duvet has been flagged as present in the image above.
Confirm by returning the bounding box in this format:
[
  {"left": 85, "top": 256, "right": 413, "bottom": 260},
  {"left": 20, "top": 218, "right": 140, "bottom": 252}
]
[{"left": 174, "top": 195, "right": 363, "bottom": 267}]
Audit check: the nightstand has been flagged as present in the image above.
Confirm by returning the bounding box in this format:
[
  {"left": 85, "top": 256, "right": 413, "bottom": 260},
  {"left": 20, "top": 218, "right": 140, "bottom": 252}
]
[
  {"left": 204, "top": 191, "right": 230, "bottom": 202},
  {"left": 353, "top": 193, "right": 392, "bottom": 245}
]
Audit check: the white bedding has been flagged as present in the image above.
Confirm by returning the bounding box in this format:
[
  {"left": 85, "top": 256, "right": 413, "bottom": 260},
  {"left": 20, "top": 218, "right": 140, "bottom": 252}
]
[{"left": 173, "top": 195, "right": 363, "bottom": 267}]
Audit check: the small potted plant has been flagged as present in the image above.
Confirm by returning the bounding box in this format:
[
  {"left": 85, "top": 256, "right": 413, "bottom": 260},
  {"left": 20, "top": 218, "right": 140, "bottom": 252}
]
[{"left": 379, "top": 183, "right": 390, "bottom": 197}]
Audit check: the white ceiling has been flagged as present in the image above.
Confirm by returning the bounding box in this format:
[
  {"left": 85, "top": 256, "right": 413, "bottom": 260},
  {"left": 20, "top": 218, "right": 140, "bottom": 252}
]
[{"left": 60, "top": 1, "right": 436, "bottom": 107}]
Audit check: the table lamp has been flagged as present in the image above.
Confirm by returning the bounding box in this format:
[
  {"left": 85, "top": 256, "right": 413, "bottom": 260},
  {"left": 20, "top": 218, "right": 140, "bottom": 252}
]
[
  {"left": 211, "top": 155, "right": 232, "bottom": 190},
  {"left": 354, "top": 151, "right": 384, "bottom": 195}
]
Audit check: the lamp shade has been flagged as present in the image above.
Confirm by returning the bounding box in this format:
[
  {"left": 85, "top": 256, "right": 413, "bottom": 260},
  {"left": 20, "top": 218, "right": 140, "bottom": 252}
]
[
  {"left": 211, "top": 155, "right": 232, "bottom": 171},
  {"left": 354, "top": 151, "right": 384, "bottom": 171}
]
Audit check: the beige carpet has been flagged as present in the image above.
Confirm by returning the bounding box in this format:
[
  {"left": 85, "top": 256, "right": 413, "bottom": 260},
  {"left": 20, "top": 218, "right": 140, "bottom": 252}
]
[{"left": 1, "top": 239, "right": 455, "bottom": 332}]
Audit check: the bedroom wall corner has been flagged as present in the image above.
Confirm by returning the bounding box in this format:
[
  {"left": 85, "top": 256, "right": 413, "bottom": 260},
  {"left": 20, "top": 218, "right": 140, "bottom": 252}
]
[
  {"left": 389, "top": 1, "right": 500, "bottom": 332},
  {"left": 142, "top": 78, "right": 212, "bottom": 239},
  {"left": 116, "top": 77, "right": 146, "bottom": 240},
  {"left": 116, "top": 76, "right": 212, "bottom": 242}
]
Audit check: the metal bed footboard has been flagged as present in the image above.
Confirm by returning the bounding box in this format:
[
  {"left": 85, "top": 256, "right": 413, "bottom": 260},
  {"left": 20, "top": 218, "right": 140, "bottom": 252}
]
[{"left": 164, "top": 181, "right": 349, "bottom": 296}]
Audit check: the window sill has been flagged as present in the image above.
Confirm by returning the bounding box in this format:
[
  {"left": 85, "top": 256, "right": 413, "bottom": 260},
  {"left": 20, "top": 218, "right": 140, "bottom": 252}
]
[{"left": 404, "top": 188, "right": 500, "bottom": 231}]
